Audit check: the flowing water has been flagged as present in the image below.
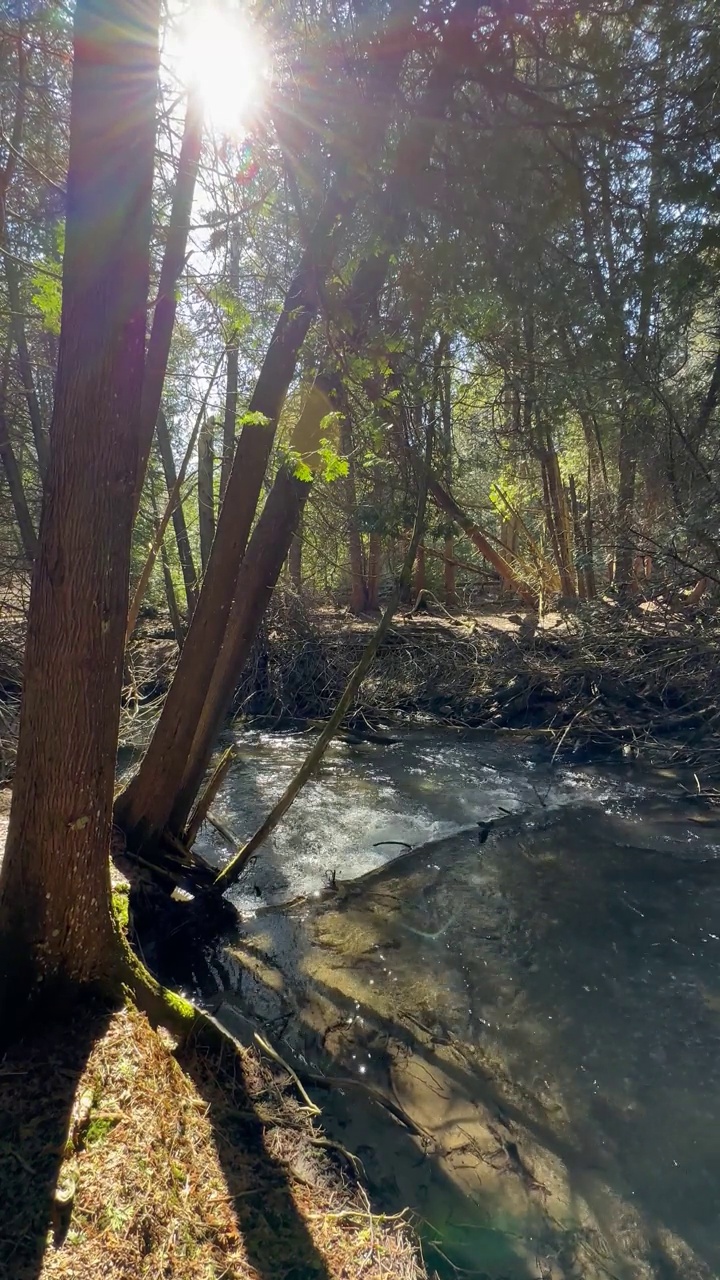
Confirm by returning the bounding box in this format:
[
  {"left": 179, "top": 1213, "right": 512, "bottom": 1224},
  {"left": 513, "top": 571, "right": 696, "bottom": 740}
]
[{"left": 178, "top": 731, "right": 720, "bottom": 1279}]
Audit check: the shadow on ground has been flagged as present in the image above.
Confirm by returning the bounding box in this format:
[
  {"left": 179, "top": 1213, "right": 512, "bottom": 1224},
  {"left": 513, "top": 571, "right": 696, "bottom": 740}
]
[
  {"left": 0, "top": 1001, "right": 115, "bottom": 1280},
  {"left": 0, "top": 997, "right": 333, "bottom": 1280}
]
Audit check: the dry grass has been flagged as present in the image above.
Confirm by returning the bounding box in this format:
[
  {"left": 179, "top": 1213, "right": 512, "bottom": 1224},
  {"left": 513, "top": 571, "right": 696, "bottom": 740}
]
[{"left": 0, "top": 1001, "right": 424, "bottom": 1280}]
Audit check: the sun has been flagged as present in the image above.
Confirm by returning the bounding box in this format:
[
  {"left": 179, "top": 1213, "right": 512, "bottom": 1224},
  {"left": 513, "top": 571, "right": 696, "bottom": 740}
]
[{"left": 175, "top": 4, "right": 268, "bottom": 136}]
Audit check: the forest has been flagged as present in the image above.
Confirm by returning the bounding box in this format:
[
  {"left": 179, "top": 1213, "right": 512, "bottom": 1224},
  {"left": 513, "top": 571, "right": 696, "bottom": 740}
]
[{"left": 2, "top": 0, "right": 720, "bottom": 1277}]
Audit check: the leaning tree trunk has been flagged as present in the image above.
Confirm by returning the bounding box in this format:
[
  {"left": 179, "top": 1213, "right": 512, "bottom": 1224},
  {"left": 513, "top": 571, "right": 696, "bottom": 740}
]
[
  {"left": 197, "top": 416, "right": 215, "bottom": 574},
  {"left": 166, "top": 380, "right": 334, "bottom": 830},
  {"left": 219, "top": 228, "right": 240, "bottom": 505},
  {"left": 0, "top": 0, "right": 159, "bottom": 1015},
  {"left": 133, "top": 86, "right": 204, "bottom": 508},
  {"left": 114, "top": 13, "right": 419, "bottom": 850},
  {"left": 426, "top": 471, "right": 536, "bottom": 607},
  {"left": 156, "top": 408, "right": 198, "bottom": 616},
  {"left": 115, "top": 0, "right": 475, "bottom": 852}
]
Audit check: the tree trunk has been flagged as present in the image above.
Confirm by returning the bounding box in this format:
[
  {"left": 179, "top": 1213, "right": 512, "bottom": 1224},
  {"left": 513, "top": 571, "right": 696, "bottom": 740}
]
[
  {"left": 288, "top": 510, "right": 303, "bottom": 591},
  {"left": 366, "top": 534, "right": 381, "bottom": 610},
  {"left": 197, "top": 416, "right": 215, "bottom": 574},
  {"left": 5, "top": 257, "right": 49, "bottom": 479},
  {"left": 133, "top": 86, "right": 204, "bottom": 507},
  {"left": 0, "top": 0, "right": 159, "bottom": 1012},
  {"left": 336, "top": 389, "right": 367, "bottom": 612},
  {"left": 0, "top": 346, "right": 37, "bottom": 560},
  {"left": 426, "top": 471, "right": 536, "bottom": 607},
  {"left": 614, "top": 420, "right": 638, "bottom": 591},
  {"left": 413, "top": 541, "right": 426, "bottom": 596},
  {"left": 156, "top": 409, "right": 198, "bottom": 616},
  {"left": 219, "top": 228, "right": 240, "bottom": 505},
  {"left": 541, "top": 432, "right": 576, "bottom": 597},
  {"left": 166, "top": 382, "right": 332, "bottom": 831}
]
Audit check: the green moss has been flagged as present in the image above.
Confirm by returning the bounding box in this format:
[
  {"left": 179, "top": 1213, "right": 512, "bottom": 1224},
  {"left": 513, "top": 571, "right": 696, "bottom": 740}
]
[
  {"left": 118, "top": 937, "right": 196, "bottom": 1032},
  {"left": 86, "top": 1116, "right": 120, "bottom": 1146},
  {"left": 111, "top": 884, "right": 129, "bottom": 932}
]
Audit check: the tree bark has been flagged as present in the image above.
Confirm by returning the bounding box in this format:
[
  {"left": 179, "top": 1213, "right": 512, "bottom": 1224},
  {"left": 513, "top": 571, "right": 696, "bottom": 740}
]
[
  {"left": 166, "top": 381, "right": 332, "bottom": 830},
  {"left": 133, "top": 86, "right": 204, "bottom": 507},
  {"left": 289, "top": 510, "right": 303, "bottom": 590},
  {"left": 0, "top": 344, "right": 37, "bottom": 560},
  {"left": 0, "top": 0, "right": 159, "bottom": 1012},
  {"left": 197, "top": 416, "right": 215, "bottom": 573},
  {"left": 614, "top": 420, "right": 638, "bottom": 591},
  {"left": 542, "top": 439, "right": 576, "bottom": 597},
  {"left": 156, "top": 408, "right": 198, "bottom": 616},
  {"left": 219, "top": 228, "right": 240, "bottom": 505},
  {"left": 5, "top": 257, "right": 49, "bottom": 479}
]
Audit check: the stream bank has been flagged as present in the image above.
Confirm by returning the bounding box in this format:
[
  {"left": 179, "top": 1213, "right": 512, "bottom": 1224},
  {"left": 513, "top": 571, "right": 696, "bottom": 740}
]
[{"left": 4, "top": 594, "right": 720, "bottom": 784}]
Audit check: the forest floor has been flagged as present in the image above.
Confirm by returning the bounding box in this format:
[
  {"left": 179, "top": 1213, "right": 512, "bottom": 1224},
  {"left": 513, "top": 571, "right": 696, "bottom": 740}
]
[{"left": 0, "top": 991, "right": 423, "bottom": 1280}]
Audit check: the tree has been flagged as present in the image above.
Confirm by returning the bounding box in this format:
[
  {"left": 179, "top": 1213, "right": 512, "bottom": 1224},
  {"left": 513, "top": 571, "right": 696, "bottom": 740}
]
[{"left": 0, "top": 0, "right": 160, "bottom": 1016}]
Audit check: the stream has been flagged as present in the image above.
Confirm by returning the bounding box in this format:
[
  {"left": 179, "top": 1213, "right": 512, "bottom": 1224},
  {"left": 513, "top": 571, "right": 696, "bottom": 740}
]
[{"left": 170, "top": 730, "right": 720, "bottom": 1279}]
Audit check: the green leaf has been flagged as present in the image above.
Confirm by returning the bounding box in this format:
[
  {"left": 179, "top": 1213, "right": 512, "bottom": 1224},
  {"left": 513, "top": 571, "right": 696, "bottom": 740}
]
[
  {"left": 317, "top": 437, "right": 349, "bottom": 483},
  {"left": 30, "top": 223, "right": 64, "bottom": 335},
  {"left": 238, "top": 411, "right": 272, "bottom": 428}
]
